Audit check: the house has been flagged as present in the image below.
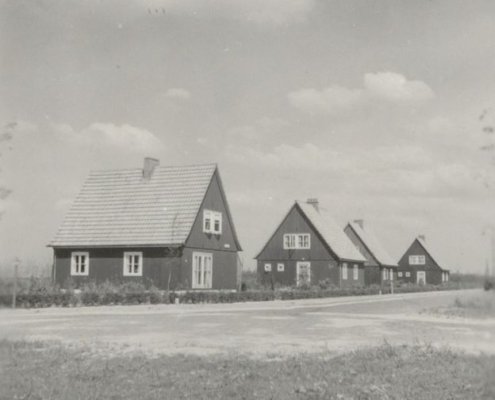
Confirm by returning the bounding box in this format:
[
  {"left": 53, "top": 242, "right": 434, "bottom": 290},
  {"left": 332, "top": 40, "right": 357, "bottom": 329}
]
[
  {"left": 49, "top": 158, "right": 242, "bottom": 290},
  {"left": 344, "top": 220, "right": 398, "bottom": 286},
  {"left": 255, "top": 199, "right": 366, "bottom": 287},
  {"left": 397, "top": 235, "right": 449, "bottom": 285}
]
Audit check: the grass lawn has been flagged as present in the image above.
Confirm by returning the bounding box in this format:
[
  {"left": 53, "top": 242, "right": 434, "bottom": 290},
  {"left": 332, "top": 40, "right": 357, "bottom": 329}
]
[
  {"left": 1, "top": 341, "right": 494, "bottom": 400},
  {"left": 429, "top": 291, "right": 495, "bottom": 319}
]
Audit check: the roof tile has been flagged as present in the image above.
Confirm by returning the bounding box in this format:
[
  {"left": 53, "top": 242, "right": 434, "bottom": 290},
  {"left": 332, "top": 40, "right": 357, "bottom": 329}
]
[{"left": 50, "top": 164, "right": 217, "bottom": 247}]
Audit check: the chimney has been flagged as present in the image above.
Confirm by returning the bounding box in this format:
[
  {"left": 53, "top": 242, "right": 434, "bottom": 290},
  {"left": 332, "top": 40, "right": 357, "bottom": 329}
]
[
  {"left": 418, "top": 234, "right": 426, "bottom": 242},
  {"left": 306, "top": 198, "right": 319, "bottom": 212},
  {"left": 143, "top": 157, "right": 159, "bottom": 179},
  {"left": 354, "top": 219, "right": 364, "bottom": 229}
]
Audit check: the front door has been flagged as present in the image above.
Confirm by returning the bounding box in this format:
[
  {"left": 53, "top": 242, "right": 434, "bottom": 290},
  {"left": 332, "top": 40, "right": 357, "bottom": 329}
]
[
  {"left": 296, "top": 261, "right": 311, "bottom": 286},
  {"left": 416, "top": 270, "right": 426, "bottom": 285},
  {"left": 192, "top": 252, "right": 213, "bottom": 289}
]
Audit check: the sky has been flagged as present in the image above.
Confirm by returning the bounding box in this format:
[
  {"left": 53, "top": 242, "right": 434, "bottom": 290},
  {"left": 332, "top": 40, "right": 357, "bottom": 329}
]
[{"left": 1, "top": 0, "right": 495, "bottom": 276}]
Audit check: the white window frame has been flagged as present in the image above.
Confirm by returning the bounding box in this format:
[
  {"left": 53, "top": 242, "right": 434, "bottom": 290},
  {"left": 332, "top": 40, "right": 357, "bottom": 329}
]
[
  {"left": 353, "top": 264, "right": 358, "bottom": 280},
  {"left": 264, "top": 263, "right": 272, "bottom": 272},
  {"left": 277, "top": 263, "right": 285, "bottom": 272},
  {"left": 203, "top": 209, "right": 222, "bottom": 234},
  {"left": 445, "top": 272, "right": 449, "bottom": 282},
  {"left": 192, "top": 252, "right": 213, "bottom": 289},
  {"left": 398, "top": 271, "right": 403, "bottom": 278},
  {"left": 70, "top": 252, "right": 89, "bottom": 276},
  {"left": 382, "top": 268, "right": 388, "bottom": 280},
  {"left": 123, "top": 252, "right": 143, "bottom": 276},
  {"left": 409, "top": 255, "right": 426, "bottom": 265},
  {"left": 390, "top": 268, "right": 394, "bottom": 281},
  {"left": 405, "top": 271, "right": 411, "bottom": 278},
  {"left": 283, "top": 233, "right": 310, "bottom": 250},
  {"left": 342, "top": 263, "right": 348, "bottom": 280},
  {"left": 296, "top": 261, "right": 311, "bottom": 286}
]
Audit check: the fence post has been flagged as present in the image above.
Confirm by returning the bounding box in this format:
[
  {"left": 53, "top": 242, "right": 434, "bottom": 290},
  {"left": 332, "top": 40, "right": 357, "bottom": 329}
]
[{"left": 12, "top": 261, "right": 18, "bottom": 309}]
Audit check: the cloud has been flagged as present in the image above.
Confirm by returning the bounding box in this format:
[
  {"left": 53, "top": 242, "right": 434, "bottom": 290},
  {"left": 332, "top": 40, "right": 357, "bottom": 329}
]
[
  {"left": 141, "top": 0, "right": 315, "bottom": 26},
  {"left": 289, "top": 72, "right": 434, "bottom": 114},
  {"left": 227, "top": 142, "right": 432, "bottom": 175},
  {"left": 164, "top": 88, "right": 191, "bottom": 100},
  {"left": 288, "top": 86, "right": 362, "bottom": 115},
  {"left": 364, "top": 72, "right": 434, "bottom": 101},
  {"left": 56, "top": 122, "right": 164, "bottom": 154},
  {"left": 225, "top": 140, "right": 484, "bottom": 199}
]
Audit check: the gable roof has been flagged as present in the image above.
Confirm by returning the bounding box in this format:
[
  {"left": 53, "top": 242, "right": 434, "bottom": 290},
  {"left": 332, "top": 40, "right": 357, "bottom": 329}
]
[
  {"left": 415, "top": 236, "right": 447, "bottom": 270},
  {"left": 296, "top": 201, "right": 365, "bottom": 262},
  {"left": 346, "top": 221, "right": 398, "bottom": 267},
  {"left": 49, "top": 163, "right": 239, "bottom": 248}
]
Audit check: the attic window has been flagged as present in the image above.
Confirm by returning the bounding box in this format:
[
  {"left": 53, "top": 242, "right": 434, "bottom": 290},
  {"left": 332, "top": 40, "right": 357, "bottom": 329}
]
[
  {"left": 409, "top": 255, "right": 425, "bottom": 265},
  {"left": 71, "top": 252, "right": 89, "bottom": 276},
  {"left": 283, "top": 234, "right": 310, "bottom": 250},
  {"left": 203, "top": 210, "right": 222, "bottom": 234}
]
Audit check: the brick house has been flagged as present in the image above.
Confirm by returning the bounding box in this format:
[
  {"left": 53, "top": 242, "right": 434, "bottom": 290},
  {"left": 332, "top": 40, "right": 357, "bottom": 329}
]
[
  {"left": 255, "top": 199, "right": 365, "bottom": 287},
  {"left": 49, "top": 158, "right": 242, "bottom": 290},
  {"left": 344, "top": 220, "right": 398, "bottom": 286},
  {"left": 397, "top": 235, "right": 449, "bottom": 285}
]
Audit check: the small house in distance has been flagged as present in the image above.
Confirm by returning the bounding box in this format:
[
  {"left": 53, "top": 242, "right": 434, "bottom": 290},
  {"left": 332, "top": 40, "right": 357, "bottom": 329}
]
[
  {"left": 344, "top": 220, "right": 398, "bottom": 286},
  {"left": 397, "top": 235, "right": 449, "bottom": 285},
  {"left": 255, "top": 199, "right": 366, "bottom": 287},
  {"left": 49, "top": 158, "right": 242, "bottom": 290}
]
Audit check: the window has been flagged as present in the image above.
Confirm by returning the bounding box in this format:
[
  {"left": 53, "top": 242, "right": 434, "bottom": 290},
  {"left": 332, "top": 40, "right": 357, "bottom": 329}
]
[
  {"left": 390, "top": 269, "right": 394, "bottom": 281},
  {"left": 409, "top": 255, "right": 425, "bottom": 265},
  {"left": 123, "top": 252, "right": 143, "bottom": 276},
  {"left": 353, "top": 264, "right": 359, "bottom": 280},
  {"left": 192, "top": 252, "right": 213, "bottom": 289},
  {"left": 382, "top": 268, "right": 388, "bottom": 280},
  {"left": 283, "top": 233, "right": 310, "bottom": 249},
  {"left": 342, "top": 263, "right": 348, "bottom": 280},
  {"left": 445, "top": 273, "right": 449, "bottom": 282},
  {"left": 398, "top": 271, "right": 403, "bottom": 278},
  {"left": 203, "top": 210, "right": 222, "bottom": 234},
  {"left": 277, "top": 263, "right": 285, "bottom": 272},
  {"left": 71, "top": 252, "right": 89, "bottom": 276},
  {"left": 264, "top": 263, "right": 272, "bottom": 272},
  {"left": 405, "top": 271, "right": 411, "bottom": 278}
]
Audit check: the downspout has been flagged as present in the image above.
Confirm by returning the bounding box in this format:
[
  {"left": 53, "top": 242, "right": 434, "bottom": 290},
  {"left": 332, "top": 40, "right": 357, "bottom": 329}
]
[{"left": 52, "top": 250, "right": 56, "bottom": 284}]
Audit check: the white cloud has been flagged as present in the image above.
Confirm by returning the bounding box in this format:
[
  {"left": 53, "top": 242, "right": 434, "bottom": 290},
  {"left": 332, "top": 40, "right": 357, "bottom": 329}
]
[
  {"left": 56, "top": 122, "right": 164, "bottom": 154},
  {"left": 289, "top": 71, "right": 434, "bottom": 114},
  {"left": 288, "top": 86, "right": 362, "bottom": 114},
  {"left": 141, "top": 0, "right": 315, "bottom": 26},
  {"left": 164, "top": 88, "right": 191, "bottom": 100},
  {"left": 364, "top": 72, "right": 434, "bottom": 101}
]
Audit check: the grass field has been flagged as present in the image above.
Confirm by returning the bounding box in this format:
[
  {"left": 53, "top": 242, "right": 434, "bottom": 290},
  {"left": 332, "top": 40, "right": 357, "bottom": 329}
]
[
  {"left": 1, "top": 340, "right": 494, "bottom": 400},
  {"left": 428, "top": 291, "right": 495, "bottom": 319}
]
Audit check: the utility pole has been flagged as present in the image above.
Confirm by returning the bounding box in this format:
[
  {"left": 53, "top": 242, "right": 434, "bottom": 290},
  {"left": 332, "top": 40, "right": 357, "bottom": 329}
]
[
  {"left": 483, "top": 226, "right": 495, "bottom": 277},
  {"left": 12, "top": 259, "right": 19, "bottom": 309},
  {"left": 492, "top": 229, "right": 495, "bottom": 277}
]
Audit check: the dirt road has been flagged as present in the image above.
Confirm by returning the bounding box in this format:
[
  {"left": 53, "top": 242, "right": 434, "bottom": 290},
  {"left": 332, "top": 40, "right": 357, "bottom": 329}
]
[{"left": 1, "top": 289, "right": 493, "bottom": 356}]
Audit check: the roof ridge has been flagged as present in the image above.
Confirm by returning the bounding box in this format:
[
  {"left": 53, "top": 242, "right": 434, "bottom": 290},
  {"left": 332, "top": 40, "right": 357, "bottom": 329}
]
[{"left": 88, "top": 162, "right": 218, "bottom": 175}]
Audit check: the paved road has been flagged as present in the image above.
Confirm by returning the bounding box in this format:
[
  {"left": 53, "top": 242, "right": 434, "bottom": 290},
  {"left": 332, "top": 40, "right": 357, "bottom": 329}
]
[{"left": 1, "top": 289, "right": 494, "bottom": 357}]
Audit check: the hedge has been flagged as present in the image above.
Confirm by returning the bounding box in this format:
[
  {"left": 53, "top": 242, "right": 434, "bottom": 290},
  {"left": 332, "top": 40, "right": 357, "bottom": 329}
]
[{"left": 0, "top": 281, "right": 464, "bottom": 308}]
